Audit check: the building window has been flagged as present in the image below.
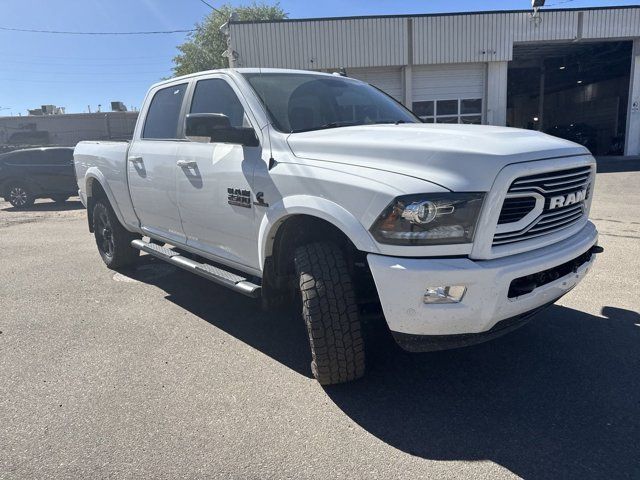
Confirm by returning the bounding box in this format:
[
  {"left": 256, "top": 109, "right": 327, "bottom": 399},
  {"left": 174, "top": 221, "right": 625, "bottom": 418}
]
[{"left": 412, "top": 98, "right": 482, "bottom": 124}]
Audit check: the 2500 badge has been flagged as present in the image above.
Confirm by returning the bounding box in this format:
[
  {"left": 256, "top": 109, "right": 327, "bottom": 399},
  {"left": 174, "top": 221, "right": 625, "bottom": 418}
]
[{"left": 227, "top": 188, "right": 251, "bottom": 208}]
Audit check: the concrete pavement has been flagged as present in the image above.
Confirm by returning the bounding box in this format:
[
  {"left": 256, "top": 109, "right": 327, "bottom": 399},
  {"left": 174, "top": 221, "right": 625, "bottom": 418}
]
[{"left": 1, "top": 163, "right": 638, "bottom": 479}]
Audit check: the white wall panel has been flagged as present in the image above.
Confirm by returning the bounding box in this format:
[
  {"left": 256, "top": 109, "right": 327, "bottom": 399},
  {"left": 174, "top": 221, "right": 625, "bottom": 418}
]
[
  {"left": 582, "top": 9, "right": 640, "bottom": 39},
  {"left": 230, "top": 17, "right": 407, "bottom": 70},
  {"left": 412, "top": 63, "right": 486, "bottom": 102},
  {"left": 230, "top": 8, "right": 640, "bottom": 70},
  {"left": 348, "top": 67, "right": 404, "bottom": 101},
  {"left": 486, "top": 61, "right": 508, "bottom": 126}
]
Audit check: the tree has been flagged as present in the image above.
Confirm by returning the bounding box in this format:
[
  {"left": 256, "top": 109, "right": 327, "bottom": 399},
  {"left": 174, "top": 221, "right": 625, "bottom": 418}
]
[{"left": 172, "top": 2, "right": 287, "bottom": 76}]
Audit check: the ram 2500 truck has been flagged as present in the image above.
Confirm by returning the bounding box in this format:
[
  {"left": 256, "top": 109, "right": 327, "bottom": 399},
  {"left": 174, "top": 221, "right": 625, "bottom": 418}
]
[{"left": 75, "top": 68, "right": 601, "bottom": 385}]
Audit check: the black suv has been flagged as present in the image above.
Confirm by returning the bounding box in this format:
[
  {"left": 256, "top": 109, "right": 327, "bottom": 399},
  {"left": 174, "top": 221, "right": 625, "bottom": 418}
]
[{"left": 0, "top": 147, "right": 77, "bottom": 208}]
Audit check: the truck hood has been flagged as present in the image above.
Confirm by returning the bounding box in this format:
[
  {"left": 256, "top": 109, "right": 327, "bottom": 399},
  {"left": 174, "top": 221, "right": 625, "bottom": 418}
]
[{"left": 286, "top": 123, "right": 589, "bottom": 191}]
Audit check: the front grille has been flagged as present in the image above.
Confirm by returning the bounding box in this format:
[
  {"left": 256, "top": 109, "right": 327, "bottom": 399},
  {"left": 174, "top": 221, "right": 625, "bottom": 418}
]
[
  {"left": 493, "top": 166, "right": 592, "bottom": 246},
  {"left": 497, "top": 197, "right": 537, "bottom": 224}
]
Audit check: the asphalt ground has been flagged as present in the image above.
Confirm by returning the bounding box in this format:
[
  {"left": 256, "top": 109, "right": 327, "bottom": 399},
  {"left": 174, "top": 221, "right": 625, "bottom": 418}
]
[{"left": 1, "top": 160, "right": 639, "bottom": 479}]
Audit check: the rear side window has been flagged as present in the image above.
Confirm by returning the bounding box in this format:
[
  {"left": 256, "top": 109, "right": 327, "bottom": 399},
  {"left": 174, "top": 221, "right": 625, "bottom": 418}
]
[
  {"left": 47, "top": 149, "right": 74, "bottom": 165},
  {"left": 4, "top": 151, "right": 41, "bottom": 166},
  {"left": 190, "top": 78, "right": 247, "bottom": 127},
  {"left": 143, "top": 83, "right": 187, "bottom": 139}
]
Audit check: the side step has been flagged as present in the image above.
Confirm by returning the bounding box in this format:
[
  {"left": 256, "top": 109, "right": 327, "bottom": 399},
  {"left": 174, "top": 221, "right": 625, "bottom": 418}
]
[{"left": 131, "top": 239, "right": 261, "bottom": 298}]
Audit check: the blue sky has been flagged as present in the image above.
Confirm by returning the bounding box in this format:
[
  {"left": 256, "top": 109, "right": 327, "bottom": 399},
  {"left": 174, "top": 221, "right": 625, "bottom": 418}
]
[{"left": 1, "top": 0, "right": 637, "bottom": 115}]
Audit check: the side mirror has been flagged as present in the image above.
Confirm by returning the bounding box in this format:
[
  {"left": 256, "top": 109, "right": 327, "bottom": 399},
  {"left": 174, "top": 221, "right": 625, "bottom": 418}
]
[{"left": 185, "top": 113, "right": 259, "bottom": 147}]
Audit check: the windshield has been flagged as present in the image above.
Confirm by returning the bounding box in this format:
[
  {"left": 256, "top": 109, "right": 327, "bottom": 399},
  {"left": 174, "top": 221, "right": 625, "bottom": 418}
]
[{"left": 242, "top": 72, "right": 419, "bottom": 133}]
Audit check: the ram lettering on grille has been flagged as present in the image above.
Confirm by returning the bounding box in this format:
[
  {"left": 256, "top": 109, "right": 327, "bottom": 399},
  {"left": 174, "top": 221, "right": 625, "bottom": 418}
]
[{"left": 493, "top": 166, "right": 593, "bottom": 246}]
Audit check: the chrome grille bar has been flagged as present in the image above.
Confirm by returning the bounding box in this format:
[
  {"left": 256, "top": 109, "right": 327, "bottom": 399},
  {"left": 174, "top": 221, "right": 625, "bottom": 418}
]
[{"left": 492, "top": 165, "right": 593, "bottom": 247}]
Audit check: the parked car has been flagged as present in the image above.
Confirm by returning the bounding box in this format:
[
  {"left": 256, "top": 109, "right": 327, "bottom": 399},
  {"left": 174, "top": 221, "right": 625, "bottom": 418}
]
[
  {"left": 545, "top": 123, "right": 598, "bottom": 154},
  {"left": 0, "top": 147, "right": 77, "bottom": 208},
  {"left": 75, "top": 69, "right": 600, "bottom": 385}
]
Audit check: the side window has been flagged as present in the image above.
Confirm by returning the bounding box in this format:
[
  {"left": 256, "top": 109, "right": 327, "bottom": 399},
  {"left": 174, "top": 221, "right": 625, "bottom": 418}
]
[
  {"left": 47, "top": 149, "right": 73, "bottom": 166},
  {"left": 5, "top": 151, "right": 39, "bottom": 166},
  {"left": 143, "top": 83, "right": 187, "bottom": 139},
  {"left": 190, "top": 79, "right": 247, "bottom": 128}
]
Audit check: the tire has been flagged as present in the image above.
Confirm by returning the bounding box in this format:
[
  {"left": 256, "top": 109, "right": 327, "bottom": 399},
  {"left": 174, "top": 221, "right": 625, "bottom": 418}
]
[
  {"left": 51, "top": 195, "right": 69, "bottom": 204},
  {"left": 92, "top": 199, "right": 139, "bottom": 269},
  {"left": 6, "top": 182, "right": 34, "bottom": 209},
  {"left": 294, "top": 242, "right": 366, "bottom": 385}
]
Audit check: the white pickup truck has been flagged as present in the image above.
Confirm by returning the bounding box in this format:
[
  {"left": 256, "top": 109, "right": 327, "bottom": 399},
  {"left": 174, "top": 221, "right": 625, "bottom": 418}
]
[{"left": 75, "top": 68, "right": 601, "bottom": 384}]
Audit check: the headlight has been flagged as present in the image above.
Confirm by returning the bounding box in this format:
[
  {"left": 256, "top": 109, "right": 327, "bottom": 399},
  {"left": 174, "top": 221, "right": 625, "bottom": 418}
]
[{"left": 370, "top": 193, "right": 484, "bottom": 245}]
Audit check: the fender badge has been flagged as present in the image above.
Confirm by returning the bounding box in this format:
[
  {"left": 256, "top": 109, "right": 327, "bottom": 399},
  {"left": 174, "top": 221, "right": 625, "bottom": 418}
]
[
  {"left": 228, "top": 188, "right": 251, "bottom": 208},
  {"left": 253, "top": 191, "right": 269, "bottom": 207}
]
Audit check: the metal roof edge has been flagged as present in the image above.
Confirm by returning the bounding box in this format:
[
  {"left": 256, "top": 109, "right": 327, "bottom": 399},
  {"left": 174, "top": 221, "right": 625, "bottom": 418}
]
[{"left": 229, "top": 5, "right": 640, "bottom": 25}]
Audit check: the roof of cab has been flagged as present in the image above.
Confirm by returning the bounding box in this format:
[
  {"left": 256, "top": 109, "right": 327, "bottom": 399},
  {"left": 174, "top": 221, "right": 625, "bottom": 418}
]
[{"left": 149, "top": 67, "right": 349, "bottom": 89}]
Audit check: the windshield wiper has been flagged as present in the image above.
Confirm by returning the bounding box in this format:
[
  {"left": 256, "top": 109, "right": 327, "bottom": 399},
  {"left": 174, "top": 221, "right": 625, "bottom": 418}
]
[
  {"left": 290, "top": 121, "right": 358, "bottom": 133},
  {"left": 373, "top": 119, "right": 408, "bottom": 125},
  {"left": 290, "top": 119, "right": 409, "bottom": 133}
]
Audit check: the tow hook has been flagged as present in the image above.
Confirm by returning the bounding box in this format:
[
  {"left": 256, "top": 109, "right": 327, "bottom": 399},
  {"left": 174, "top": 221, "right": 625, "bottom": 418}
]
[{"left": 590, "top": 245, "right": 604, "bottom": 254}]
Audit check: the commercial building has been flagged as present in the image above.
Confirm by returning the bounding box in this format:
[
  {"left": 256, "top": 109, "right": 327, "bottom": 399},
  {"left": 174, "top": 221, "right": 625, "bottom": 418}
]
[
  {"left": 227, "top": 6, "right": 640, "bottom": 156},
  {"left": 0, "top": 111, "right": 138, "bottom": 153}
]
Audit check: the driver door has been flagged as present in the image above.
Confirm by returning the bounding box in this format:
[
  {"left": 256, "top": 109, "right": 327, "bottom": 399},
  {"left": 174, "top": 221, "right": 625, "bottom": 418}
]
[{"left": 175, "top": 76, "right": 262, "bottom": 271}]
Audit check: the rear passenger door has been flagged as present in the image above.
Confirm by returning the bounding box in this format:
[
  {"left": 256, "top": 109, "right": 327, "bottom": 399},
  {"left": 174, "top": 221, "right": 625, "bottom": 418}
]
[
  {"left": 128, "top": 83, "right": 188, "bottom": 245},
  {"left": 4, "top": 150, "right": 49, "bottom": 194},
  {"left": 44, "top": 149, "right": 76, "bottom": 194}
]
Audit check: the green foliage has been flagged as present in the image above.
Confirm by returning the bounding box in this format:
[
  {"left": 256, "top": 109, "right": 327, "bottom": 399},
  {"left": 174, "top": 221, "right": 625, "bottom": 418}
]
[{"left": 172, "top": 2, "right": 287, "bottom": 76}]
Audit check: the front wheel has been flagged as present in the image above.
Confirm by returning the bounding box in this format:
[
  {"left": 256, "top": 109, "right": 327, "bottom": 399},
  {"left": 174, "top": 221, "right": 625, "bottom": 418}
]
[
  {"left": 92, "top": 199, "right": 139, "bottom": 269},
  {"left": 6, "top": 182, "right": 34, "bottom": 208},
  {"left": 294, "top": 242, "right": 366, "bottom": 385}
]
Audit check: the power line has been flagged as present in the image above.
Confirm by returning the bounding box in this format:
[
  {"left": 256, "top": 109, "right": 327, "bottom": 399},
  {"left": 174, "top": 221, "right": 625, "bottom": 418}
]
[
  {"left": 546, "top": 0, "right": 578, "bottom": 6},
  {"left": 2, "top": 69, "right": 171, "bottom": 76},
  {"left": 0, "top": 51, "right": 170, "bottom": 60},
  {"left": 0, "top": 26, "right": 195, "bottom": 35},
  {"left": 0, "top": 58, "right": 171, "bottom": 67},
  {"left": 197, "top": 0, "right": 224, "bottom": 15},
  {"left": 0, "top": 77, "right": 155, "bottom": 84}
]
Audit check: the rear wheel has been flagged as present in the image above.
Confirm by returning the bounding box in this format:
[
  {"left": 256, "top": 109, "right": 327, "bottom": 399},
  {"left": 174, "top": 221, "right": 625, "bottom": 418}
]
[
  {"left": 294, "top": 242, "right": 366, "bottom": 385},
  {"left": 6, "top": 182, "right": 34, "bottom": 209},
  {"left": 92, "top": 199, "right": 139, "bottom": 269}
]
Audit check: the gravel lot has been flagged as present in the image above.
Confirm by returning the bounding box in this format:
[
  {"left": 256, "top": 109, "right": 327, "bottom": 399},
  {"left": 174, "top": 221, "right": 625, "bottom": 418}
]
[{"left": 1, "top": 160, "right": 639, "bottom": 479}]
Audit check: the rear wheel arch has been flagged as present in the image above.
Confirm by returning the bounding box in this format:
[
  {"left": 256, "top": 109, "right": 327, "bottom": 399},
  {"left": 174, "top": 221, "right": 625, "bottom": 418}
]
[
  {"left": 4, "top": 178, "right": 35, "bottom": 208},
  {"left": 85, "top": 177, "right": 108, "bottom": 232},
  {"left": 2, "top": 176, "right": 32, "bottom": 198}
]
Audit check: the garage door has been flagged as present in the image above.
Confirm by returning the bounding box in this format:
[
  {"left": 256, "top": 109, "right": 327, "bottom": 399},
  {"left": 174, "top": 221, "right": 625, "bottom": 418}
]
[
  {"left": 348, "top": 67, "right": 404, "bottom": 102},
  {"left": 412, "top": 63, "right": 486, "bottom": 124}
]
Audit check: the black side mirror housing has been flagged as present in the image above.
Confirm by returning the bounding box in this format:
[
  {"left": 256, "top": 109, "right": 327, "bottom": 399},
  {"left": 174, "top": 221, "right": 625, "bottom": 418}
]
[{"left": 185, "top": 113, "right": 259, "bottom": 147}]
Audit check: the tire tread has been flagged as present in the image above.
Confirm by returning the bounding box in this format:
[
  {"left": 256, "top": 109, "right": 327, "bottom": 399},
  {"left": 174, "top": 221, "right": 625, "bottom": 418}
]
[{"left": 294, "top": 242, "right": 365, "bottom": 385}]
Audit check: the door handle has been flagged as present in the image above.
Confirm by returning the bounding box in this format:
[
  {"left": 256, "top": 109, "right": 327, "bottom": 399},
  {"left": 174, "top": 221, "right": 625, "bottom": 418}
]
[
  {"left": 128, "top": 156, "right": 143, "bottom": 164},
  {"left": 176, "top": 160, "right": 197, "bottom": 168}
]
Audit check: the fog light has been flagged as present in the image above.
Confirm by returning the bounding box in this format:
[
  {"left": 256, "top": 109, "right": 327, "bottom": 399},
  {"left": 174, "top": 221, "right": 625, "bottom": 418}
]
[{"left": 423, "top": 285, "right": 466, "bottom": 304}]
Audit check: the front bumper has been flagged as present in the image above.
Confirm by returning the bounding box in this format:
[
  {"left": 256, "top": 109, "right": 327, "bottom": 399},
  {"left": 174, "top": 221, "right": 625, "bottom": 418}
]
[{"left": 367, "top": 221, "right": 598, "bottom": 341}]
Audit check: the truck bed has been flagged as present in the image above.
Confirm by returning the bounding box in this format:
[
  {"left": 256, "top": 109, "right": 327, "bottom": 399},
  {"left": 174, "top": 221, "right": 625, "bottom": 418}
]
[{"left": 74, "top": 140, "right": 139, "bottom": 231}]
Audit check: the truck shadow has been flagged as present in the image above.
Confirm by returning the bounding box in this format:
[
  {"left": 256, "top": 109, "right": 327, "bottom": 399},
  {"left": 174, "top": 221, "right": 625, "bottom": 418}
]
[
  {"left": 1, "top": 198, "right": 84, "bottom": 212},
  {"left": 124, "top": 258, "right": 640, "bottom": 479},
  {"left": 326, "top": 304, "right": 640, "bottom": 479},
  {"left": 126, "top": 257, "right": 313, "bottom": 377}
]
